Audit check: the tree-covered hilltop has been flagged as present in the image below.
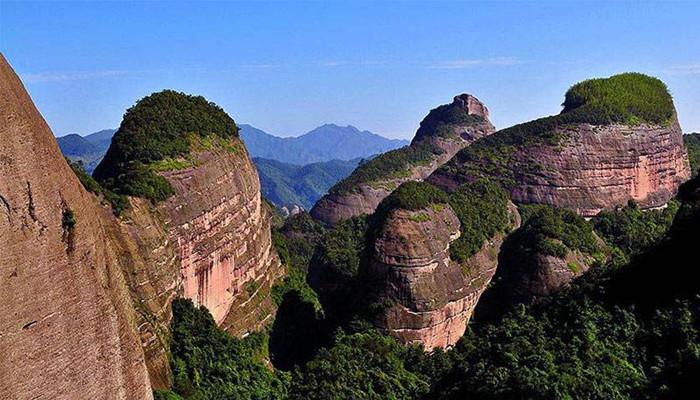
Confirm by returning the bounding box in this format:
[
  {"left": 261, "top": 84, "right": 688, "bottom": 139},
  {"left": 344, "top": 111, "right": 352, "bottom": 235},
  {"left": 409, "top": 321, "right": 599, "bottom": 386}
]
[
  {"left": 94, "top": 90, "right": 239, "bottom": 203},
  {"left": 436, "top": 73, "right": 677, "bottom": 189}
]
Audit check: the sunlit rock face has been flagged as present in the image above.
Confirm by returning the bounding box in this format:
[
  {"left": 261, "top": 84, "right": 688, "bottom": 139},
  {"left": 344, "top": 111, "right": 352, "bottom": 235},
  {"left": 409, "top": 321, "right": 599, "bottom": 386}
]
[
  {"left": 0, "top": 53, "right": 154, "bottom": 400},
  {"left": 369, "top": 202, "right": 520, "bottom": 350},
  {"left": 504, "top": 120, "right": 690, "bottom": 216},
  {"left": 311, "top": 94, "right": 496, "bottom": 226},
  {"left": 0, "top": 52, "right": 284, "bottom": 397},
  {"left": 159, "top": 142, "right": 284, "bottom": 334}
]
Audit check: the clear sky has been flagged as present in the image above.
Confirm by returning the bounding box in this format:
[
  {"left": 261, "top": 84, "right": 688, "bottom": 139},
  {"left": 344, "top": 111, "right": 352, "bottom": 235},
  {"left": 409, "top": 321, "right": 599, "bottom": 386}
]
[{"left": 1, "top": 1, "right": 699, "bottom": 139}]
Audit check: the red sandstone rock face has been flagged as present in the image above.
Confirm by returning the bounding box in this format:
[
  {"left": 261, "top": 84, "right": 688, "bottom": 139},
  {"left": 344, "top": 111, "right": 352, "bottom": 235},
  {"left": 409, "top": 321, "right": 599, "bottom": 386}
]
[
  {"left": 431, "top": 118, "right": 691, "bottom": 217},
  {"left": 370, "top": 203, "right": 519, "bottom": 349},
  {"left": 0, "top": 54, "right": 153, "bottom": 399},
  {"left": 311, "top": 94, "right": 495, "bottom": 226},
  {"left": 158, "top": 144, "right": 284, "bottom": 334}
]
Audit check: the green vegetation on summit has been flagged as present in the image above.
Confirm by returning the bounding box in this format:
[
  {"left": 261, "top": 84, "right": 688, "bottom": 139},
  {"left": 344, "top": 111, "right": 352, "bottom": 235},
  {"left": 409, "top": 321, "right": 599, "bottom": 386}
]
[
  {"left": 372, "top": 180, "right": 510, "bottom": 262},
  {"left": 94, "top": 90, "right": 239, "bottom": 203},
  {"left": 438, "top": 73, "right": 676, "bottom": 188},
  {"left": 329, "top": 96, "right": 487, "bottom": 196}
]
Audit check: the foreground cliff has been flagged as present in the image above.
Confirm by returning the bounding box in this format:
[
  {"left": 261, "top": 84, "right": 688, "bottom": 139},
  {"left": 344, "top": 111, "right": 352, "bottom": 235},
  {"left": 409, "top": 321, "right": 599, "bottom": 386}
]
[
  {"left": 367, "top": 181, "right": 519, "bottom": 349},
  {"left": 311, "top": 94, "right": 495, "bottom": 226},
  {"left": 94, "top": 91, "right": 284, "bottom": 340},
  {"left": 0, "top": 55, "right": 154, "bottom": 399},
  {"left": 429, "top": 73, "right": 690, "bottom": 216}
]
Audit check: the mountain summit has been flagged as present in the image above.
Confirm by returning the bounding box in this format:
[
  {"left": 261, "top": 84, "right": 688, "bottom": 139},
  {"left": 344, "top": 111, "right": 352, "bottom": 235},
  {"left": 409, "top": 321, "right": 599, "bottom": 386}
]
[{"left": 239, "top": 123, "right": 408, "bottom": 165}]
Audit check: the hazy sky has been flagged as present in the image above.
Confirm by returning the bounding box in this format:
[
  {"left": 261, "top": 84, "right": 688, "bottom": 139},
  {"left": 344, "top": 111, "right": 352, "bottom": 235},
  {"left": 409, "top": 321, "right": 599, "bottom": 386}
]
[{"left": 1, "top": 1, "right": 699, "bottom": 139}]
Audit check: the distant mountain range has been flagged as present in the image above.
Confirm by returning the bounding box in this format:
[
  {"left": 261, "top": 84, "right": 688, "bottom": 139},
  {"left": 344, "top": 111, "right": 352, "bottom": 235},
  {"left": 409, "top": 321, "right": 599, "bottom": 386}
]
[
  {"left": 239, "top": 123, "right": 408, "bottom": 165},
  {"left": 55, "top": 124, "right": 401, "bottom": 210},
  {"left": 56, "top": 129, "right": 116, "bottom": 172},
  {"left": 254, "top": 157, "right": 361, "bottom": 210}
]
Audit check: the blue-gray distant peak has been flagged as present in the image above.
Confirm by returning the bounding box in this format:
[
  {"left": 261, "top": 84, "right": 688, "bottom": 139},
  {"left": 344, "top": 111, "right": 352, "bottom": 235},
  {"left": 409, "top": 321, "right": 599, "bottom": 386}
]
[{"left": 239, "top": 123, "right": 408, "bottom": 165}]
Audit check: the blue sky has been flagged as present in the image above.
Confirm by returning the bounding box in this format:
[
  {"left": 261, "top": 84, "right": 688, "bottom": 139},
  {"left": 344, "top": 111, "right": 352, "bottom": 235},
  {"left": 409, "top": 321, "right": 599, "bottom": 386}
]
[{"left": 1, "top": 1, "right": 699, "bottom": 139}]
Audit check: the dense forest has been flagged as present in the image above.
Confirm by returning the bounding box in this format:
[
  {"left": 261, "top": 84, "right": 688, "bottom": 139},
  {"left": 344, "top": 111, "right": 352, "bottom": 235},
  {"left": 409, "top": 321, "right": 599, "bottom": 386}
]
[{"left": 154, "top": 168, "right": 700, "bottom": 400}]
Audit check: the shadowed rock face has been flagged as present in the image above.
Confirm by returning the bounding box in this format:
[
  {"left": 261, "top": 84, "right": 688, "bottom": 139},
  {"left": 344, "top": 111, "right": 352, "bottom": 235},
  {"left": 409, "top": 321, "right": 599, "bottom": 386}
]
[
  {"left": 0, "top": 54, "right": 154, "bottom": 399},
  {"left": 311, "top": 94, "right": 495, "bottom": 226},
  {"left": 369, "top": 202, "right": 519, "bottom": 349},
  {"left": 429, "top": 115, "right": 690, "bottom": 218}
]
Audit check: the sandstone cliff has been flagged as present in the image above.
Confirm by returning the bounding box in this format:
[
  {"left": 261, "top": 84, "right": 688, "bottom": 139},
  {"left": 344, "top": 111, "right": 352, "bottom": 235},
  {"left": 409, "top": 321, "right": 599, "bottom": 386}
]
[
  {"left": 311, "top": 94, "right": 495, "bottom": 226},
  {"left": 0, "top": 54, "right": 154, "bottom": 399},
  {"left": 366, "top": 181, "right": 519, "bottom": 349},
  {"left": 429, "top": 73, "right": 691, "bottom": 216},
  {"left": 92, "top": 91, "right": 285, "bottom": 380}
]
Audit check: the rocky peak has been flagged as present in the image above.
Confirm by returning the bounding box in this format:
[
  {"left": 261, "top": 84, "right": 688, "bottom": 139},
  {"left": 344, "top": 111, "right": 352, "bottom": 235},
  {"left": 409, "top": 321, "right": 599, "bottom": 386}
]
[
  {"left": 311, "top": 93, "right": 495, "bottom": 226},
  {"left": 454, "top": 93, "right": 489, "bottom": 120},
  {"left": 366, "top": 181, "right": 519, "bottom": 349},
  {"left": 429, "top": 73, "right": 691, "bottom": 217}
]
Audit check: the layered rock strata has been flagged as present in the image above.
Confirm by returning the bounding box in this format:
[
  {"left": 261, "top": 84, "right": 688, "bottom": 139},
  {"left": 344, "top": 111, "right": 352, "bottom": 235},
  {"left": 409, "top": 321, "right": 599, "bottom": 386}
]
[
  {"left": 369, "top": 202, "right": 519, "bottom": 349},
  {"left": 0, "top": 54, "right": 154, "bottom": 400},
  {"left": 429, "top": 77, "right": 690, "bottom": 217},
  {"left": 311, "top": 94, "right": 495, "bottom": 226}
]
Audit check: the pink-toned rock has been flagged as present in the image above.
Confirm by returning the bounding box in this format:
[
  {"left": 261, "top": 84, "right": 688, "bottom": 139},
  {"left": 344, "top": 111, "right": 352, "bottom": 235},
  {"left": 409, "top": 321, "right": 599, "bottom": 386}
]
[
  {"left": 370, "top": 202, "right": 519, "bottom": 349},
  {"left": 0, "top": 53, "right": 153, "bottom": 399}
]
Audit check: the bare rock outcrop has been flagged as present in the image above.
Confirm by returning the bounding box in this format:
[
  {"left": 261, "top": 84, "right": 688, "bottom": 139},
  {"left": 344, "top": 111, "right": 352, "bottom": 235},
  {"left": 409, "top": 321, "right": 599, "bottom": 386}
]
[
  {"left": 91, "top": 91, "right": 285, "bottom": 381},
  {"left": 311, "top": 94, "right": 495, "bottom": 226},
  {"left": 429, "top": 73, "right": 691, "bottom": 217},
  {"left": 367, "top": 182, "right": 519, "bottom": 349},
  {"left": 0, "top": 54, "right": 154, "bottom": 399}
]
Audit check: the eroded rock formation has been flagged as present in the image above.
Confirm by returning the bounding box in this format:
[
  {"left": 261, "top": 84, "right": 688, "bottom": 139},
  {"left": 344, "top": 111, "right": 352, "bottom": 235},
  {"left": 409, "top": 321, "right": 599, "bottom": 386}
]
[
  {"left": 311, "top": 94, "right": 495, "bottom": 226},
  {"left": 0, "top": 54, "right": 154, "bottom": 399},
  {"left": 0, "top": 54, "right": 284, "bottom": 397},
  {"left": 429, "top": 75, "right": 691, "bottom": 217},
  {"left": 369, "top": 200, "right": 519, "bottom": 349}
]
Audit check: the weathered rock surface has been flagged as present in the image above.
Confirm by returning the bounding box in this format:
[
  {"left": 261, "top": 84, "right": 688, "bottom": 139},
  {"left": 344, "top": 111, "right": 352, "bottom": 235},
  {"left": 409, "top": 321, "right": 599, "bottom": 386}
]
[
  {"left": 311, "top": 94, "right": 495, "bottom": 226},
  {"left": 0, "top": 54, "right": 284, "bottom": 397},
  {"left": 430, "top": 98, "right": 690, "bottom": 217},
  {"left": 101, "top": 108, "right": 284, "bottom": 381},
  {"left": 0, "top": 54, "right": 154, "bottom": 399},
  {"left": 369, "top": 202, "right": 519, "bottom": 349}
]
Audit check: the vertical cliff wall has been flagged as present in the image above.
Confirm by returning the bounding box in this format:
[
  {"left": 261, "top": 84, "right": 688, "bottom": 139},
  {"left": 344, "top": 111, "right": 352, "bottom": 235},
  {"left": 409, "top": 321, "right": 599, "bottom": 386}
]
[
  {"left": 311, "top": 94, "right": 495, "bottom": 226},
  {"left": 366, "top": 181, "right": 519, "bottom": 349},
  {"left": 0, "top": 54, "right": 153, "bottom": 399},
  {"left": 429, "top": 73, "right": 690, "bottom": 216},
  {"left": 158, "top": 141, "right": 284, "bottom": 334}
]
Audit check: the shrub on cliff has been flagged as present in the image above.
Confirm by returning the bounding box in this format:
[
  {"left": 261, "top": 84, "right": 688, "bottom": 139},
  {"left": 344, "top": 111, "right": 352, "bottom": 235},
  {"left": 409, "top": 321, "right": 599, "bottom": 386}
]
[
  {"left": 515, "top": 204, "right": 603, "bottom": 259},
  {"left": 594, "top": 200, "right": 678, "bottom": 258},
  {"left": 330, "top": 141, "right": 442, "bottom": 195},
  {"left": 94, "top": 90, "right": 238, "bottom": 204},
  {"left": 562, "top": 72, "right": 674, "bottom": 125},
  {"left": 413, "top": 100, "right": 484, "bottom": 142}
]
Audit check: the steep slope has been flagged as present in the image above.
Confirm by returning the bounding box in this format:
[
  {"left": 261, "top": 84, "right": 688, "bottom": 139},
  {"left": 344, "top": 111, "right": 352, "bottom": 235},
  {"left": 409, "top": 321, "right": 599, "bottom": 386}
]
[
  {"left": 0, "top": 54, "right": 153, "bottom": 399},
  {"left": 311, "top": 94, "right": 496, "bottom": 226},
  {"left": 366, "top": 181, "right": 519, "bottom": 349},
  {"left": 429, "top": 73, "right": 690, "bottom": 216},
  {"left": 240, "top": 123, "right": 408, "bottom": 165},
  {"left": 254, "top": 156, "right": 360, "bottom": 210},
  {"left": 93, "top": 90, "right": 284, "bottom": 337}
]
